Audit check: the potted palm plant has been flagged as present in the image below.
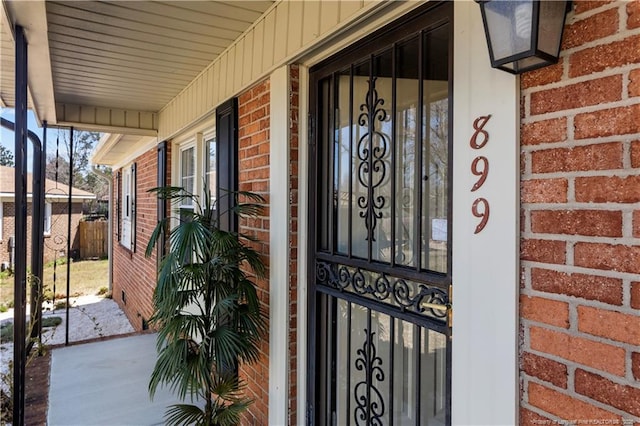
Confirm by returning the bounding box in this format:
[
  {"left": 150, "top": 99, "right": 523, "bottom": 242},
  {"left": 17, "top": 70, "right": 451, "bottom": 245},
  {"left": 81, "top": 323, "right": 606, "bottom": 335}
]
[{"left": 145, "top": 187, "right": 266, "bottom": 426}]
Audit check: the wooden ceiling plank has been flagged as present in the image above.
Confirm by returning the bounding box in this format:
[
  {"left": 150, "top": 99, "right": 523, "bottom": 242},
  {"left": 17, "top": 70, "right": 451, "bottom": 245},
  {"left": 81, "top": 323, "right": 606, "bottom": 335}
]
[
  {"left": 46, "top": 9, "right": 238, "bottom": 49},
  {"left": 52, "top": 71, "right": 183, "bottom": 93},
  {"left": 49, "top": 22, "right": 226, "bottom": 60},
  {"left": 219, "top": 1, "right": 275, "bottom": 14},
  {"left": 49, "top": 48, "right": 199, "bottom": 77},
  {"left": 51, "top": 56, "right": 195, "bottom": 86},
  {"left": 155, "top": 1, "right": 265, "bottom": 23},
  {"left": 48, "top": 33, "right": 211, "bottom": 69},
  {"left": 63, "top": 1, "right": 256, "bottom": 35}
]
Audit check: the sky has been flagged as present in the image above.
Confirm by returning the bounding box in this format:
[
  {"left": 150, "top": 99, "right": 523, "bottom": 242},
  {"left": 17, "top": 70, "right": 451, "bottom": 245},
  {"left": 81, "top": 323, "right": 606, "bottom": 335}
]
[{"left": 1, "top": 108, "right": 79, "bottom": 172}]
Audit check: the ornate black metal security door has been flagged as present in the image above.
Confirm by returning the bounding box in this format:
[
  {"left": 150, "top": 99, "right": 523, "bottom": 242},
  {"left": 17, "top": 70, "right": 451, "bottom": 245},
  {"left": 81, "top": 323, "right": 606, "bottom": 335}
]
[{"left": 308, "top": 3, "right": 452, "bottom": 425}]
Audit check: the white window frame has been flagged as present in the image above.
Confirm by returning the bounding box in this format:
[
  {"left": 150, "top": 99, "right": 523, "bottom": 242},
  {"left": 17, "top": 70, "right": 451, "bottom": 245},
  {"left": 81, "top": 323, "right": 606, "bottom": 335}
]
[
  {"left": 171, "top": 127, "right": 215, "bottom": 223},
  {"left": 44, "top": 201, "right": 52, "bottom": 236},
  {"left": 204, "top": 136, "right": 217, "bottom": 210},
  {"left": 120, "top": 164, "right": 135, "bottom": 250},
  {"left": 177, "top": 142, "right": 197, "bottom": 225}
]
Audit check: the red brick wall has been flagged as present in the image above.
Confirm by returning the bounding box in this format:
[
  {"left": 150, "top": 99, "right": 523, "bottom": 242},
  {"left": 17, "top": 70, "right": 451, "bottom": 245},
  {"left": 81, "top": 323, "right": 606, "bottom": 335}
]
[
  {"left": 288, "top": 64, "right": 299, "bottom": 426},
  {"left": 520, "top": 1, "right": 640, "bottom": 423},
  {"left": 234, "top": 66, "right": 300, "bottom": 424},
  {"left": 112, "top": 147, "right": 159, "bottom": 331},
  {"left": 238, "top": 78, "right": 271, "bottom": 425},
  {"left": 0, "top": 201, "right": 83, "bottom": 266}
]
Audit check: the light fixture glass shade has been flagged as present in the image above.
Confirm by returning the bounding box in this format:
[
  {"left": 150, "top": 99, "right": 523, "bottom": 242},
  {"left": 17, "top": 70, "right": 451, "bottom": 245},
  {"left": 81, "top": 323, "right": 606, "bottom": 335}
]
[{"left": 477, "top": 0, "right": 569, "bottom": 74}]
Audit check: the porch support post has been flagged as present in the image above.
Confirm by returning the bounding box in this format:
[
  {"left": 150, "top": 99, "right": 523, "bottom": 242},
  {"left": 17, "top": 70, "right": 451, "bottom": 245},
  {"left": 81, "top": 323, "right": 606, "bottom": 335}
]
[
  {"left": 1, "top": 116, "right": 46, "bottom": 346},
  {"left": 65, "top": 126, "right": 74, "bottom": 345},
  {"left": 13, "top": 24, "right": 28, "bottom": 426},
  {"left": 452, "top": 2, "right": 519, "bottom": 425},
  {"left": 269, "top": 64, "right": 290, "bottom": 425},
  {"left": 29, "top": 122, "right": 45, "bottom": 343}
]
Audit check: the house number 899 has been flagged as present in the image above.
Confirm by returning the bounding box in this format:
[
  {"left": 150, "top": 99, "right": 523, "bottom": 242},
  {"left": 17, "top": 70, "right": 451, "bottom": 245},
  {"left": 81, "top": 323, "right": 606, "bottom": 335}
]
[{"left": 470, "top": 115, "right": 491, "bottom": 234}]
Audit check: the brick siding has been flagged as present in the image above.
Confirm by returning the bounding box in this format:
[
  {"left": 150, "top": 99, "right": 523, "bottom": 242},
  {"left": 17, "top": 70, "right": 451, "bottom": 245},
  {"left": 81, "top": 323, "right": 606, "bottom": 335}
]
[
  {"left": 238, "top": 78, "right": 271, "bottom": 425},
  {"left": 235, "top": 68, "right": 300, "bottom": 424},
  {"left": 288, "top": 64, "right": 299, "bottom": 426},
  {"left": 520, "top": 1, "right": 640, "bottom": 423},
  {"left": 111, "top": 147, "right": 160, "bottom": 332}
]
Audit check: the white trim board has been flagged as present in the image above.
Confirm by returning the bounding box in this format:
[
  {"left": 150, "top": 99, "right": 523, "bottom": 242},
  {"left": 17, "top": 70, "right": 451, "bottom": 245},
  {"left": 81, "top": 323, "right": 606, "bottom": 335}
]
[
  {"left": 268, "top": 64, "right": 291, "bottom": 425},
  {"left": 451, "top": 2, "right": 519, "bottom": 425}
]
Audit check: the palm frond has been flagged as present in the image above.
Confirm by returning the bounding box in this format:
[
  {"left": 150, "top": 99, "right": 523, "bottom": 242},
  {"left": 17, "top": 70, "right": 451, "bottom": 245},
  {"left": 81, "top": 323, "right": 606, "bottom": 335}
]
[
  {"left": 147, "top": 185, "right": 267, "bottom": 423},
  {"left": 145, "top": 216, "right": 170, "bottom": 258},
  {"left": 164, "top": 404, "right": 205, "bottom": 426},
  {"left": 211, "top": 400, "right": 252, "bottom": 426}
]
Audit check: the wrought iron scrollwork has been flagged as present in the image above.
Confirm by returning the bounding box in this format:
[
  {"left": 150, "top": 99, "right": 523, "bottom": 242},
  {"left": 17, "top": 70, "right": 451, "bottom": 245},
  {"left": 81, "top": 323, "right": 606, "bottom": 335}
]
[
  {"left": 357, "top": 77, "right": 389, "bottom": 242},
  {"left": 316, "top": 261, "right": 449, "bottom": 320},
  {"left": 354, "top": 328, "right": 385, "bottom": 425}
]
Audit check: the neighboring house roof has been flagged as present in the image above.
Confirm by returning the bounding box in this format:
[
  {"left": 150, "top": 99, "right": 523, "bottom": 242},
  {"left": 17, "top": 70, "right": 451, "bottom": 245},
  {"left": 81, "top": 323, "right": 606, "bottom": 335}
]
[{"left": 0, "top": 165, "right": 96, "bottom": 201}]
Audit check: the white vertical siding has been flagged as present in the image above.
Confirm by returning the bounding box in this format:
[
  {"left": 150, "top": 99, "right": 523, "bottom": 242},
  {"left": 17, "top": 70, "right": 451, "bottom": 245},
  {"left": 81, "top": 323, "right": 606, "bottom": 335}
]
[
  {"left": 57, "top": 104, "right": 157, "bottom": 135},
  {"left": 319, "top": 1, "right": 340, "bottom": 35},
  {"left": 287, "top": 1, "right": 304, "bottom": 53},
  {"left": 242, "top": 33, "right": 253, "bottom": 87},
  {"left": 302, "top": 2, "right": 321, "bottom": 46},
  {"left": 262, "top": 11, "right": 276, "bottom": 72},
  {"left": 340, "top": 1, "right": 364, "bottom": 21},
  {"left": 273, "top": 2, "right": 289, "bottom": 64},
  {"left": 157, "top": 0, "right": 389, "bottom": 140}
]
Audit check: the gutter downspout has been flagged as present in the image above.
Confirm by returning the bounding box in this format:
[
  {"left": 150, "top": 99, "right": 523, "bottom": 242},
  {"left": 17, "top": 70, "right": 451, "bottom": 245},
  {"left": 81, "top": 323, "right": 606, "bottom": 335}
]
[{"left": 90, "top": 166, "right": 113, "bottom": 292}]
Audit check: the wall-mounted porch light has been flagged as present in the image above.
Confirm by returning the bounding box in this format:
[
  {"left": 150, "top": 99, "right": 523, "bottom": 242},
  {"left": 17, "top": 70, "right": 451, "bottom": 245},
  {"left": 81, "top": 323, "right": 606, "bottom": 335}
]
[{"left": 476, "top": 0, "right": 571, "bottom": 74}]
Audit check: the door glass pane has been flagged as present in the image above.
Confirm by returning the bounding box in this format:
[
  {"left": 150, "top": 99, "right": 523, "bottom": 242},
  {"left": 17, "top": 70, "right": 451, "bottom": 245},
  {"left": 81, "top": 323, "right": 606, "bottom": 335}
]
[
  {"left": 336, "top": 69, "right": 351, "bottom": 255},
  {"left": 422, "top": 25, "right": 449, "bottom": 274},
  {"left": 351, "top": 60, "right": 370, "bottom": 259},
  {"left": 335, "top": 299, "right": 350, "bottom": 425},
  {"left": 371, "top": 49, "right": 393, "bottom": 263},
  {"left": 393, "top": 321, "right": 419, "bottom": 424},
  {"left": 319, "top": 78, "right": 332, "bottom": 252},
  {"left": 395, "top": 36, "right": 420, "bottom": 267},
  {"left": 420, "top": 327, "right": 447, "bottom": 425},
  {"left": 205, "top": 139, "right": 217, "bottom": 208},
  {"left": 181, "top": 146, "right": 195, "bottom": 207},
  {"left": 331, "top": 298, "right": 447, "bottom": 425}
]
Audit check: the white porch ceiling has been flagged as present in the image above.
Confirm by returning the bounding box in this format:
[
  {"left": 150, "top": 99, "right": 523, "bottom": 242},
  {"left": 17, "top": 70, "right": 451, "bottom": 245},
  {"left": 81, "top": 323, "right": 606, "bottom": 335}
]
[
  {"left": 1, "top": 0, "right": 274, "bottom": 130},
  {"left": 46, "top": 1, "right": 273, "bottom": 113},
  {"left": 1, "top": 2, "right": 17, "bottom": 109}
]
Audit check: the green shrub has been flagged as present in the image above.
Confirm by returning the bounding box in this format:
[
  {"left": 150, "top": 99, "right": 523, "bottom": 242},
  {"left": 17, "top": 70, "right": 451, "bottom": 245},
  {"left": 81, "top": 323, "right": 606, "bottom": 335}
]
[
  {"left": 0, "top": 316, "right": 62, "bottom": 342},
  {"left": 0, "top": 322, "right": 12, "bottom": 341}
]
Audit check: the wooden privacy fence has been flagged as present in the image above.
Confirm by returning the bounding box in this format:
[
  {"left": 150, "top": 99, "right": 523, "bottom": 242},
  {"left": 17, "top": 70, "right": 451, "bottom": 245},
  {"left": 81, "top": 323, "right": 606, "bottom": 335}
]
[{"left": 79, "top": 220, "right": 108, "bottom": 259}]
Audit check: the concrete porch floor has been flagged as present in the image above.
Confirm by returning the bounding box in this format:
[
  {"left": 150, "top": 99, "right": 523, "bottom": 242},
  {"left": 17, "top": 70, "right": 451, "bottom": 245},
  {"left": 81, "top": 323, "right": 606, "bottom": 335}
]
[{"left": 48, "top": 333, "right": 183, "bottom": 426}]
